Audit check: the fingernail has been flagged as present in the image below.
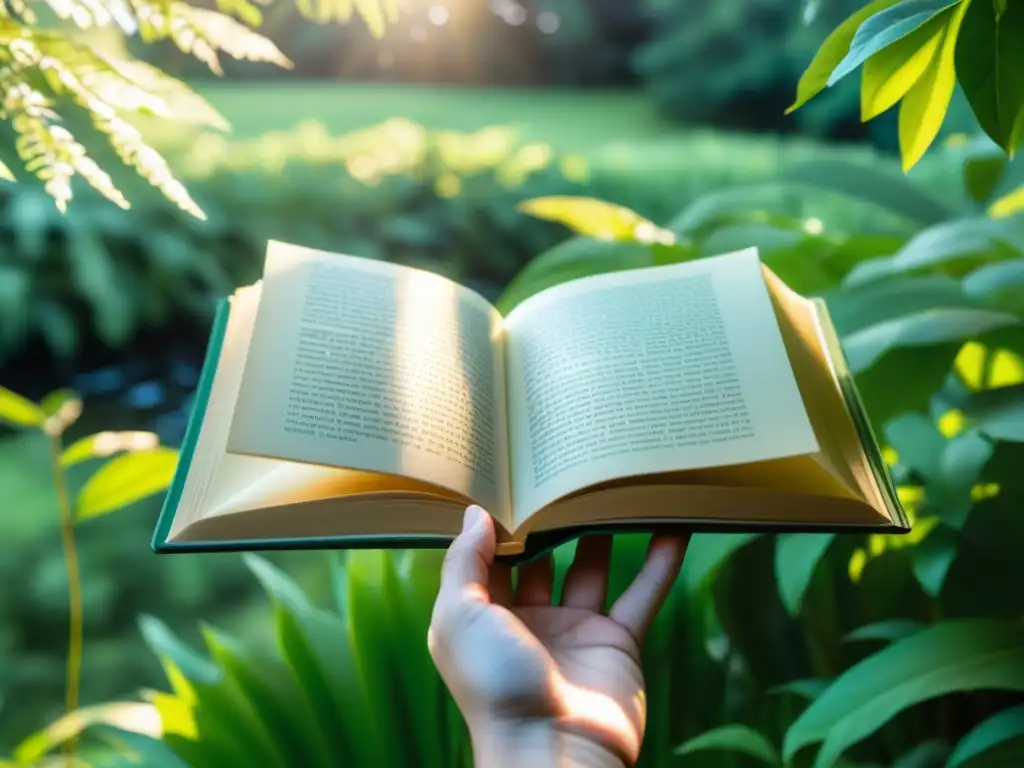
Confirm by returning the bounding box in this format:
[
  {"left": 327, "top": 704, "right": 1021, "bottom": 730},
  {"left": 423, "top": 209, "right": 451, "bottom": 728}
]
[{"left": 463, "top": 505, "right": 486, "bottom": 533}]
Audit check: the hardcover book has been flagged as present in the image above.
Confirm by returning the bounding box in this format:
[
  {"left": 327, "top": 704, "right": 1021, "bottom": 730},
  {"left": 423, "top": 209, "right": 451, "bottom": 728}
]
[{"left": 153, "top": 240, "right": 908, "bottom": 563}]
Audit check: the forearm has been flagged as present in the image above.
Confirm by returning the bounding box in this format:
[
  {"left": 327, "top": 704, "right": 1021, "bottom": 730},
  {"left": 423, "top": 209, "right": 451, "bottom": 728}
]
[{"left": 470, "top": 720, "right": 629, "bottom": 768}]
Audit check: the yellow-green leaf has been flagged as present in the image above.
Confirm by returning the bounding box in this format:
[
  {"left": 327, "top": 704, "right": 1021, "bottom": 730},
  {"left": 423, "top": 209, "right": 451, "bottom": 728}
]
[
  {"left": 0, "top": 386, "right": 46, "bottom": 428},
  {"left": 39, "top": 388, "right": 83, "bottom": 436},
  {"left": 13, "top": 702, "right": 161, "bottom": 763},
  {"left": 76, "top": 447, "right": 180, "bottom": 520},
  {"left": 354, "top": 0, "right": 386, "bottom": 37},
  {"left": 62, "top": 431, "right": 161, "bottom": 468},
  {"left": 898, "top": 1, "right": 970, "bottom": 173},
  {"left": 861, "top": 13, "right": 947, "bottom": 120},
  {"left": 989, "top": 183, "right": 1024, "bottom": 218},
  {"left": 517, "top": 196, "right": 675, "bottom": 244},
  {"left": 788, "top": 0, "right": 902, "bottom": 114},
  {"left": 0, "top": 159, "right": 14, "bottom": 181}
]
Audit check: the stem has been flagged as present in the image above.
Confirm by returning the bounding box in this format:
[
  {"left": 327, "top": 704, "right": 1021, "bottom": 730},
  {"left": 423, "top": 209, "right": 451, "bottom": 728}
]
[{"left": 50, "top": 433, "right": 83, "bottom": 761}]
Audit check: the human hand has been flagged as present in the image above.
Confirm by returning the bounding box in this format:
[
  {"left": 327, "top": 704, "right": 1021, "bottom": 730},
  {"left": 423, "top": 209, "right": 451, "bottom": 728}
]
[{"left": 428, "top": 505, "right": 689, "bottom": 768}]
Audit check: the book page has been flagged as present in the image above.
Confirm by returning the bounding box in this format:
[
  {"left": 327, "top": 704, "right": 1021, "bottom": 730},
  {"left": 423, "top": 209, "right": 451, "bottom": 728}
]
[
  {"left": 227, "top": 241, "right": 510, "bottom": 520},
  {"left": 503, "top": 248, "right": 817, "bottom": 525}
]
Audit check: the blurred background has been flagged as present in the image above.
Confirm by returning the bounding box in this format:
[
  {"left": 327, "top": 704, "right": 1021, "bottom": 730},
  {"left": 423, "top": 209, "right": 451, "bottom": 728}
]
[{"left": 1, "top": 0, "right": 1015, "bottom": 764}]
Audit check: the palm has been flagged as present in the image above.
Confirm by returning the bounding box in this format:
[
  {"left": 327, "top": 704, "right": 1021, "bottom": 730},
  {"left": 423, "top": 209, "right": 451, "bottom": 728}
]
[
  {"left": 517, "top": 606, "right": 645, "bottom": 724},
  {"left": 429, "top": 509, "right": 688, "bottom": 766}
]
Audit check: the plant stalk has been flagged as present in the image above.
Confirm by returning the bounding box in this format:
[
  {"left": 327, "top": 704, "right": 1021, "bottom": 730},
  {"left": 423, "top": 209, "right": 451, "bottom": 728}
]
[{"left": 50, "top": 433, "right": 83, "bottom": 761}]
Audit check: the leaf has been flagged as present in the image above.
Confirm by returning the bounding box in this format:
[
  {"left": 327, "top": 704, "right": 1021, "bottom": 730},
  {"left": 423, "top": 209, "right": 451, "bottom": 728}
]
[
  {"left": 495, "top": 238, "right": 657, "bottom": 315},
  {"left": 893, "top": 739, "right": 950, "bottom": 768},
  {"left": 682, "top": 534, "right": 761, "bottom": 592},
  {"left": 788, "top": 0, "right": 903, "bottom": 113},
  {"left": 843, "top": 217, "right": 1022, "bottom": 286},
  {"left": 934, "top": 428, "right": 995, "bottom": 527},
  {"left": 898, "top": 1, "right": 971, "bottom": 172},
  {"left": 884, "top": 412, "right": 945, "bottom": 479},
  {"left": 673, "top": 724, "right": 779, "bottom": 764},
  {"left": 844, "top": 619, "right": 925, "bottom": 643},
  {"left": 961, "top": 383, "right": 1024, "bottom": 442},
  {"left": 913, "top": 524, "right": 958, "bottom": 596},
  {"left": 517, "top": 196, "right": 674, "bottom": 244},
  {"left": 76, "top": 447, "right": 179, "bottom": 520},
  {"left": 948, "top": 704, "right": 1024, "bottom": 767},
  {"left": 956, "top": 0, "right": 1024, "bottom": 154},
  {"left": 769, "top": 678, "right": 833, "bottom": 700},
  {"left": 0, "top": 386, "right": 46, "bottom": 428},
  {"left": 783, "top": 619, "right": 1024, "bottom": 767},
  {"left": 963, "top": 138, "right": 1009, "bottom": 204},
  {"left": 844, "top": 308, "right": 1020, "bottom": 373},
  {"left": 990, "top": 183, "right": 1024, "bottom": 218},
  {"left": 963, "top": 260, "right": 1024, "bottom": 314},
  {"left": 61, "top": 431, "right": 160, "bottom": 467},
  {"left": 829, "top": 0, "right": 961, "bottom": 86},
  {"left": 775, "top": 533, "right": 836, "bottom": 615},
  {"left": 860, "top": 13, "right": 947, "bottom": 120},
  {"left": 779, "top": 159, "right": 956, "bottom": 226},
  {"left": 12, "top": 703, "right": 161, "bottom": 764},
  {"left": 138, "top": 615, "right": 221, "bottom": 686}
]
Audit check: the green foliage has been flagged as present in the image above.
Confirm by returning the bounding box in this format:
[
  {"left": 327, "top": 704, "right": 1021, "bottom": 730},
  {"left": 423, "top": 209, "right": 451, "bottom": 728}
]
[
  {"left": 0, "top": 385, "right": 177, "bottom": 766},
  {"left": 633, "top": 0, "right": 875, "bottom": 141},
  {"left": 0, "top": 0, "right": 397, "bottom": 216},
  {"left": 792, "top": 0, "right": 1024, "bottom": 172}
]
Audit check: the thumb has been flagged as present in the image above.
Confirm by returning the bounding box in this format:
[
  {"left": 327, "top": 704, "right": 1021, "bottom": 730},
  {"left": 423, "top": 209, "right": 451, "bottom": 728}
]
[{"left": 439, "top": 505, "right": 496, "bottom": 601}]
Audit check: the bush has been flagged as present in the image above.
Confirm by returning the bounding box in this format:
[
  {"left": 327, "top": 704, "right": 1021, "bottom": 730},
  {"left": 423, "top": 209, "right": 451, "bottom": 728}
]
[
  {"left": 0, "top": 115, "right": 961, "bottom": 369},
  {"left": 15, "top": 137, "right": 1023, "bottom": 768}
]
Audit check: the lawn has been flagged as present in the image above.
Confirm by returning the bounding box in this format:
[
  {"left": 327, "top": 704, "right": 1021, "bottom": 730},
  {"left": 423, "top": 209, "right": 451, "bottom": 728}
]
[{"left": 151, "top": 82, "right": 674, "bottom": 151}]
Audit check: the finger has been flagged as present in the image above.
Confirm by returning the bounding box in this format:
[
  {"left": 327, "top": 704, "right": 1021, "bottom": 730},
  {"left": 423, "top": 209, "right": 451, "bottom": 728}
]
[
  {"left": 608, "top": 533, "right": 689, "bottom": 642},
  {"left": 437, "top": 505, "right": 496, "bottom": 608},
  {"left": 489, "top": 561, "right": 514, "bottom": 608},
  {"left": 514, "top": 553, "right": 554, "bottom": 606},
  {"left": 560, "top": 535, "right": 613, "bottom": 611}
]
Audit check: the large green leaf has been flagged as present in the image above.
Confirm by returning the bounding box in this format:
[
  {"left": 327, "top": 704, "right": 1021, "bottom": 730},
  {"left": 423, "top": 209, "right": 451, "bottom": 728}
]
[
  {"left": 948, "top": 704, "right": 1024, "bottom": 767},
  {"left": 681, "top": 533, "right": 761, "bottom": 592},
  {"left": 843, "top": 218, "right": 1023, "bottom": 286},
  {"left": 0, "top": 385, "right": 46, "bottom": 428},
  {"left": 780, "top": 160, "right": 955, "bottom": 226},
  {"left": 788, "top": 0, "right": 903, "bottom": 113},
  {"left": 898, "top": 0, "right": 971, "bottom": 172},
  {"left": 955, "top": 0, "right": 1024, "bottom": 155},
  {"left": 769, "top": 678, "right": 832, "bottom": 700},
  {"left": 672, "top": 724, "right": 779, "bottom": 765},
  {"left": 495, "top": 238, "right": 657, "bottom": 315},
  {"left": 963, "top": 259, "right": 1024, "bottom": 314},
  {"left": 860, "top": 13, "right": 947, "bottom": 121},
  {"left": 76, "top": 447, "right": 179, "bottom": 520},
  {"left": 775, "top": 533, "right": 836, "bottom": 615},
  {"left": 830, "top": 275, "right": 976, "bottom": 332},
  {"left": 139, "top": 616, "right": 283, "bottom": 768},
  {"left": 246, "top": 555, "right": 389, "bottom": 766},
  {"left": 855, "top": 343, "right": 962, "bottom": 433},
  {"left": 961, "top": 383, "right": 1024, "bottom": 442},
  {"left": 844, "top": 619, "right": 925, "bottom": 643},
  {"left": 783, "top": 619, "right": 1024, "bottom": 767},
  {"left": 843, "top": 308, "right": 1019, "bottom": 373},
  {"left": 201, "top": 626, "right": 334, "bottom": 768},
  {"left": 933, "top": 428, "right": 994, "bottom": 527},
  {"left": 828, "top": 0, "right": 960, "bottom": 86},
  {"left": 912, "top": 524, "right": 958, "bottom": 596},
  {"left": 884, "top": 411, "right": 946, "bottom": 479}
]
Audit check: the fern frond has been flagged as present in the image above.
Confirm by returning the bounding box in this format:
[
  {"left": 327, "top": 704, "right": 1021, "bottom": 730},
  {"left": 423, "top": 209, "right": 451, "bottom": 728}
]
[
  {"left": 0, "top": 25, "right": 204, "bottom": 217},
  {"left": 128, "top": 0, "right": 291, "bottom": 74},
  {"left": 213, "top": 0, "right": 264, "bottom": 27}
]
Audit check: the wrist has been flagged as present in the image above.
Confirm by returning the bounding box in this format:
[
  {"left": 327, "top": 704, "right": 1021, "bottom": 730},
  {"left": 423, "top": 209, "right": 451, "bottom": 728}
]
[{"left": 469, "top": 718, "right": 630, "bottom": 768}]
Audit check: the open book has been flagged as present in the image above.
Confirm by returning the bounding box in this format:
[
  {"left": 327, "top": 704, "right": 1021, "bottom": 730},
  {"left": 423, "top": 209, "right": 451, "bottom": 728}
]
[{"left": 153, "top": 240, "right": 909, "bottom": 561}]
